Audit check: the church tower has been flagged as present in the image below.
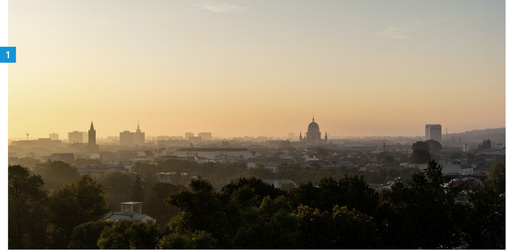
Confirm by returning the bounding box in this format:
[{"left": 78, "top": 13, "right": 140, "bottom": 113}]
[{"left": 88, "top": 121, "right": 96, "bottom": 147}]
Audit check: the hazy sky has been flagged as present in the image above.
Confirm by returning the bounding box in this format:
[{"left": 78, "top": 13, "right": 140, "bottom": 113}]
[{"left": 8, "top": 0, "right": 505, "bottom": 140}]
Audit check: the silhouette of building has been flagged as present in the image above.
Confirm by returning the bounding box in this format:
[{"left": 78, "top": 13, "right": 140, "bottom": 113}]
[
  {"left": 184, "top": 132, "right": 194, "bottom": 140},
  {"left": 133, "top": 123, "right": 145, "bottom": 145},
  {"left": 119, "top": 123, "right": 145, "bottom": 146},
  {"left": 198, "top": 132, "right": 212, "bottom": 141},
  {"left": 425, "top": 124, "right": 442, "bottom": 142},
  {"left": 299, "top": 117, "right": 328, "bottom": 144},
  {"left": 88, "top": 122, "right": 96, "bottom": 146},
  {"left": 87, "top": 121, "right": 99, "bottom": 152},
  {"left": 68, "top": 131, "right": 84, "bottom": 144},
  {"left": 49, "top": 133, "right": 59, "bottom": 141},
  {"left": 120, "top": 131, "right": 133, "bottom": 145}
]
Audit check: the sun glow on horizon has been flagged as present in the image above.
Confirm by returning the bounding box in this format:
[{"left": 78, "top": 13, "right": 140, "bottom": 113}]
[{"left": 8, "top": 0, "right": 505, "bottom": 140}]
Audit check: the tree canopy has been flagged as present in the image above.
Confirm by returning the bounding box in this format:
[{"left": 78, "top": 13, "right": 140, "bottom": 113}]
[
  {"left": 32, "top": 160, "right": 81, "bottom": 191},
  {"left": 8, "top": 165, "right": 48, "bottom": 248},
  {"left": 47, "top": 175, "right": 109, "bottom": 248},
  {"left": 8, "top": 160, "right": 505, "bottom": 249}
]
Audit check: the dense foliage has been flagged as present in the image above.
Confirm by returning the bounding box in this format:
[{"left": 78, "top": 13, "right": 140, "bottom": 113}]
[
  {"left": 8, "top": 160, "right": 505, "bottom": 248},
  {"left": 132, "top": 159, "right": 418, "bottom": 189}
]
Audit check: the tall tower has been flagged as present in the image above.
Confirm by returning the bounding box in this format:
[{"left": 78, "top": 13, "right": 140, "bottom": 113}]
[
  {"left": 133, "top": 121, "right": 145, "bottom": 145},
  {"left": 88, "top": 121, "right": 96, "bottom": 146},
  {"left": 425, "top": 124, "right": 442, "bottom": 142}
]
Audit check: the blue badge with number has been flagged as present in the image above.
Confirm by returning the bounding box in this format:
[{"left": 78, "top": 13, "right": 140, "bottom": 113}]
[{"left": 0, "top": 47, "right": 16, "bottom": 63}]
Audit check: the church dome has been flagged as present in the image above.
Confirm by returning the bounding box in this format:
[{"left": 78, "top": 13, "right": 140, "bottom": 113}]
[{"left": 308, "top": 118, "right": 320, "bottom": 132}]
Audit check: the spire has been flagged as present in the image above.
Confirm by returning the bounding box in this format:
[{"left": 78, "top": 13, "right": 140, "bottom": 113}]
[
  {"left": 136, "top": 121, "right": 141, "bottom": 132},
  {"left": 312, "top": 116, "right": 314, "bottom": 122},
  {"left": 90, "top": 121, "right": 95, "bottom": 131}
]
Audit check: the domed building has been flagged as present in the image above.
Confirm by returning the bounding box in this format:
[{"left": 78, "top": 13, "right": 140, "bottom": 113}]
[{"left": 299, "top": 117, "right": 328, "bottom": 144}]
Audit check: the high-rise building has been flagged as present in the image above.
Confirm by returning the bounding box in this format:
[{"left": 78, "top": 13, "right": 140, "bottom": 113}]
[
  {"left": 133, "top": 123, "right": 145, "bottom": 145},
  {"left": 425, "top": 124, "right": 442, "bottom": 142},
  {"left": 68, "top": 131, "right": 84, "bottom": 144},
  {"left": 120, "top": 131, "right": 134, "bottom": 145},
  {"left": 88, "top": 121, "right": 96, "bottom": 146},
  {"left": 119, "top": 122, "right": 145, "bottom": 146}
]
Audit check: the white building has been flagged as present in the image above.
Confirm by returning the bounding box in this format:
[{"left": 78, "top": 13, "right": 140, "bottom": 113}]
[{"left": 104, "top": 202, "right": 155, "bottom": 223}]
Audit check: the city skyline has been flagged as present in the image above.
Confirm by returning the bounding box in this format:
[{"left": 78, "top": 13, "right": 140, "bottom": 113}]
[
  {"left": 8, "top": 0, "right": 505, "bottom": 140},
  {"left": 8, "top": 118, "right": 503, "bottom": 142}
]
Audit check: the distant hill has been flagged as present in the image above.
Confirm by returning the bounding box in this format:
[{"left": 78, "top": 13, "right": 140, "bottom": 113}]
[{"left": 443, "top": 127, "right": 505, "bottom": 146}]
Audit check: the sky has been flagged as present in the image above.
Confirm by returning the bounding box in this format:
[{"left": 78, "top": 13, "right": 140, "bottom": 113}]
[{"left": 7, "top": 0, "right": 505, "bottom": 140}]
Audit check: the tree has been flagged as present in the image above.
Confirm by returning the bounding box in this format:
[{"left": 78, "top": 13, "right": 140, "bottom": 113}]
[
  {"left": 426, "top": 139, "right": 442, "bottom": 155},
  {"left": 221, "top": 177, "right": 286, "bottom": 209},
  {"left": 68, "top": 220, "right": 113, "bottom": 249},
  {"left": 295, "top": 204, "right": 379, "bottom": 248},
  {"left": 97, "top": 220, "right": 163, "bottom": 249},
  {"left": 487, "top": 160, "right": 505, "bottom": 193},
  {"left": 157, "top": 230, "right": 218, "bottom": 249},
  {"left": 168, "top": 179, "right": 229, "bottom": 245},
  {"left": 143, "top": 183, "right": 183, "bottom": 224},
  {"left": 47, "top": 175, "right": 109, "bottom": 248},
  {"left": 376, "top": 152, "right": 394, "bottom": 164},
  {"left": 456, "top": 160, "right": 505, "bottom": 248},
  {"left": 411, "top": 141, "right": 432, "bottom": 163},
  {"left": 96, "top": 220, "right": 131, "bottom": 249},
  {"left": 295, "top": 205, "right": 333, "bottom": 248},
  {"left": 331, "top": 205, "right": 379, "bottom": 248},
  {"left": 290, "top": 176, "right": 378, "bottom": 216},
  {"left": 32, "top": 160, "right": 80, "bottom": 191},
  {"left": 130, "top": 174, "right": 144, "bottom": 202},
  {"left": 411, "top": 149, "right": 431, "bottom": 164},
  {"left": 233, "top": 196, "right": 299, "bottom": 248},
  {"left": 98, "top": 171, "right": 136, "bottom": 211},
  {"left": 381, "top": 161, "right": 457, "bottom": 248},
  {"left": 412, "top": 141, "right": 430, "bottom": 151},
  {"left": 8, "top": 165, "right": 48, "bottom": 248},
  {"left": 289, "top": 181, "right": 320, "bottom": 209},
  {"left": 8, "top": 156, "right": 42, "bottom": 170}
]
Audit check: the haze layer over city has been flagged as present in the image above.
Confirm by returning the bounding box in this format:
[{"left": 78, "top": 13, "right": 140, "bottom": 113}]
[{"left": 8, "top": 0, "right": 505, "bottom": 140}]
